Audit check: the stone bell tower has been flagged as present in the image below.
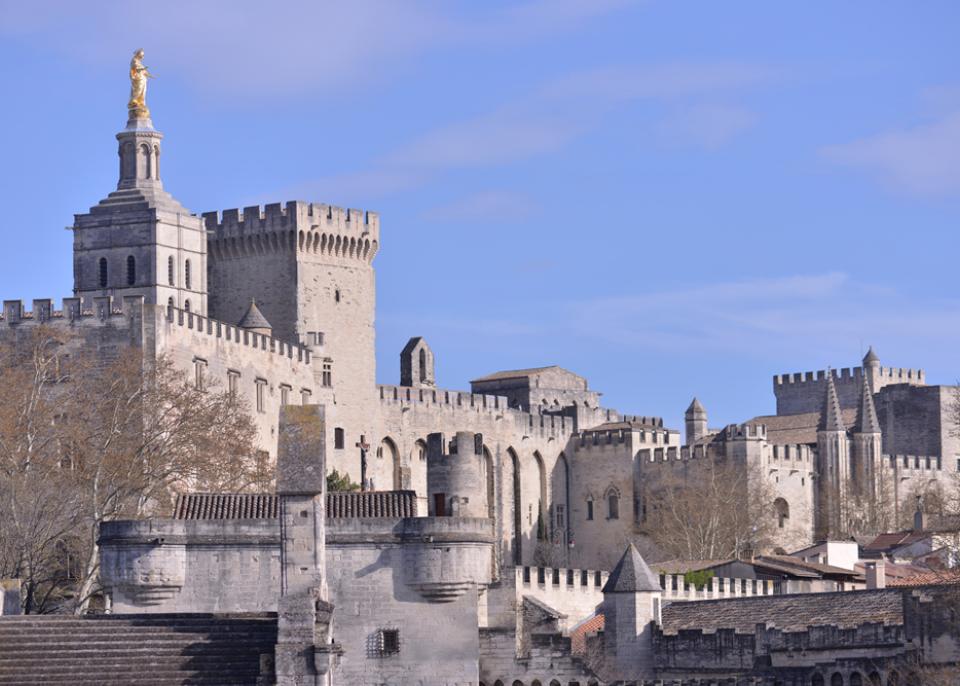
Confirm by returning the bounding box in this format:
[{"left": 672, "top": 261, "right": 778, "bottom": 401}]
[{"left": 72, "top": 53, "right": 207, "bottom": 314}]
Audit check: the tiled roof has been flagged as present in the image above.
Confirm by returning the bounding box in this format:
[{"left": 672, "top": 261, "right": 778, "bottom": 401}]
[
  {"left": 661, "top": 589, "right": 904, "bottom": 635},
  {"left": 237, "top": 300, "right": 272, "bottom": 330},
  {"left": 173, "top": 490, "right": 418, "bottom": 520},
  {"left": 887, "top": 570, "right": 960, "bottom": 587},
  {"left": 864, "top": 530, "right": 929, "bottom": 552},
  {"left": 470, "top": 365, "right": 560, "bottom": 383},
  {"left": 757, "top": 555, "right": 864, "bottom": 579},
  {"left": 569, "top": 613, "right": 604, "bottom": 655}
]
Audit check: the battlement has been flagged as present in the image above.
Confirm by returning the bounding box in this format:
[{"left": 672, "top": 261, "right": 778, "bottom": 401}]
[
  {"left": 658, "top": 572, "right": 777, "bottom": 600},
  {"left": 574, "top": 425, "right": 675, "bottom": 451},
  {"left": 1, "top": 296, "right": 312, "bottom": 366},
  {"left": 204, "top": 201, "right": 380, "bottom": 264},
  {"left": 774, "top": 365, "right": 925, "bottom": 386},
  {"left": 886, "top": 454, "right": 943, "bottom": 472},
  {"left": 724, "top": 422, "right": 767, "bottom": 440},
  {"left": 377, "top": 384, "right": 574, "bottom": 439},
  {"left": 165, "top": 306, "right": 312, "bottom": 364},
  {"left": 2, "top": 296, "right": 137, "bottom": 324},
  {"left": 769, "top": 443, "right": 815, "bottom": 464}
]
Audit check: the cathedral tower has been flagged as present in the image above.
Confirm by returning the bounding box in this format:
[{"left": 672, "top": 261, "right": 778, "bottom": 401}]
[{"left": 72, "top": 100, "right": 207, "bottom": 314}]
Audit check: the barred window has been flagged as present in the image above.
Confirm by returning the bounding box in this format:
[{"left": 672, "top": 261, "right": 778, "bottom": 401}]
[{"left": 377, "top": 629, "right": 399, "bottom": 656}]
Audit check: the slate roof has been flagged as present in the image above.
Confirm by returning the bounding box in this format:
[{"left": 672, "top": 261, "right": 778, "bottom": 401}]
[
  {"left": 745, "top": 409, "right": 858, "bottom": 445},
  {"left": 686, "top": 397, "right": 706, "bottom": 415},
  {"left": 470, "top": 365, "right": 561, "bottom": 383},
  {"left": 238, "top": 300, "right": 272, "bottom": 330},
  {"left": 863, "top": 346, "right": 880, "bottom": 365},
  {"left": 603, "top": 544, "right": 661, "bottom": 593},
  {"left": 173, "top": 490, "right": 418, "bottom": 520},
  {"left": 660, "top": 589, "right": 904, "bottom": 635}
]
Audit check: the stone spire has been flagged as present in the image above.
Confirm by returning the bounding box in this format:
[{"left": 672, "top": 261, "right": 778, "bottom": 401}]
[
  {"left": 818, "top": 373, "right": 846, "bottom": 433},
  {"left": 853, "top": 375, "right": 881, "bottom": 434},
  {"left": 863, "top": 345, "right": 881, "bottom": 393},
  {"left": 863, "top": 346, "right": 880, "bottom": 366},
  {"left": 602, "top": 543, "right": 661, "bottom": 593}
]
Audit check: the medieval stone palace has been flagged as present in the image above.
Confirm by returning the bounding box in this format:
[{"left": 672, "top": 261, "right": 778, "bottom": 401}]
[{"left": 0, "top": 56, "right": 958, "bottom": 685}]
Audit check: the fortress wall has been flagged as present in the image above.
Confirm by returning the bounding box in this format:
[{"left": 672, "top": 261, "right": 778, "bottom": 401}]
[
  {"left": 774, "top": 366, "right": 925, "bottom": 416},
  {"left": 875, "top": 384, "right": 946, "bottom": 458}
]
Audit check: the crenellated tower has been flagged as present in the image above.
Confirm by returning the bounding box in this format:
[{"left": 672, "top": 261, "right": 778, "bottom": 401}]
[
  {"left": 72, "top": 107, "right": 207, "bottom": 314},
  {"left": 816, "top": 373, "right": 851, "bottom": 538}
]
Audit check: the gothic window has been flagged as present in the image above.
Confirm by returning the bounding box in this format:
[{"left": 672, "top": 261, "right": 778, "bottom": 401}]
[
  {"left": 98, "top": 257, "right": 108, "bottom": 287},
  {"left": 185, "top": 260, "right": 192, "bottom": 289},
  {"left": 184, "top": 299, "right": 191, "bottom": 313},
  {"left": 167, "top": 297, "right": 174, "bottom": 317},
  {"left": 322, "top": 359, "right": 332, "bottom": 387},
  {"left": 126, "top": 255, "right": 136, "bottom": 286},
  {"left": 227, "top": 370, "right": 240, "bottom": 395},
  {"left": 586, "top": 499, "right": 594, "bottom": 521},
  {"left": 774, "top": 498, "right": 789, "bottom": 528},
  {"left": 418, "top": 347, "right": 427, "bottom": 382},
  {"left": 193, "top": 358, "right": 207, "bottom": 391},
  {"left": 811, "top": 676, "right": 824, "bottom": 686},
  {"left": 255, "top": 378, "right": 266, "bottom": 413},
  {"left": 606, "top": 489, "right": 620, "bottom": 520},
  {"left": 334, "top": 427, "right": 345, "bottom": 449},
  {"left": 168, "top": 256, "right": 175, "bottom": 286},
  {"left": 830, "top": 674, "right": 843, "bottom": 686}
]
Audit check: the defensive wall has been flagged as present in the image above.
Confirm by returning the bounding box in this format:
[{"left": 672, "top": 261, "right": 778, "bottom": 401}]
[{"left": 774, "top": 366, "right": 925, "bottom": 416}]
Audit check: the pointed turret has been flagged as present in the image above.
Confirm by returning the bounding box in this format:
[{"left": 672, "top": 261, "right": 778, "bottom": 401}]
[
  {"left": 603, "top": 544, "right": 661, "bottom": 593},
  {"left": 853, "top": 377, "right": 881, "bottom": 434},
  {"left": 863, "top": 346, "right": 880, "bottom": 366},
  {"left": 818, "top": 373, "right": 846, "bottom": 432},
  {"left": 684, "top": 397, "right": 708, "bottom": 445},
  {"left": 601, "top": 544, "right": 661, "bottom": 680},
  {"left": 238, "top": 300, "right": 273, "bottom": 337},
  {"left": 863, "top": 346, "right": 881, "bottom": 393}
]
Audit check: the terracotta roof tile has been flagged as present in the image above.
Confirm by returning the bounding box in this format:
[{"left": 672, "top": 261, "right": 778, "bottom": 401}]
[{"left": 173, "top": 491, "right": 418, "bottom": 520}]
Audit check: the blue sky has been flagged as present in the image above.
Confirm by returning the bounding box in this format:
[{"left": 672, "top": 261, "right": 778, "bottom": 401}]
[{"left": 1, "top": 1, "right": 958, "bottom": 430}]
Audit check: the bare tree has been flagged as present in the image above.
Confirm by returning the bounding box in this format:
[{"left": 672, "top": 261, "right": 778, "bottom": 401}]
[
  {"left": 639, "top": 459, "right": 779, "bottom": 561},
  {"left": 0, "top": 329, "right": 265, "bottom": 613}
]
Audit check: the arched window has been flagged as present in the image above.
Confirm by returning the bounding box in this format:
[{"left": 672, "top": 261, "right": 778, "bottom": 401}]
[
  {"left": 98, "top": 257, "right": 108, "bottom": 287},
  {"left": 419, "top": 347, "right": 427, "bottom": 383},
  {"left": 774, "top": 497, "right": 790, "bottom": 529},
  {"left": 811, "top": 676, "right": 824, "bottom": 686},
  {"left": 606, "top": 488, "right": 620, "bottom": 520},
  {"left": 183, "top": 299, "right": 191, "bottom": 313},
  {"left": 868, "top": 672, "right": 881, "bottom": 686},
  {"left": 126, "top": 255, "right": 136, "bottom": 286},
  {"left": 167, "top": 256, "right": 175, "bottom": 286},
  {"left": 185, "top": 259, "right": 192, "bottom": 289},
  {"left": 831, "top": 673, "right": 843, "bottom": 686},
  {"left": 849, "top": 673, "right": 862, "bottom": 686},
  {"left": 167, "top": 297, "right": 174, "bottom": 316}
]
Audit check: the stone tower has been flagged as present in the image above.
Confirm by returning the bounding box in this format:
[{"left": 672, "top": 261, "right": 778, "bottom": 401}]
[
  {"left": 400, "top": 336, "right": 435, "bottom": 387},
  {"left": 684, "top": 397, "right": 707, "bottom": 445},
  {"left": 205, "top": 202, "right": 380, "bottom": 480},
  {"left": 863, "top": 346, "right": 881, "bottom": 393},
  {"left": 426, "top": 432, "right": 487, "bottom": 518},
  {"left": 72, "top": 110, "right": 207, "bottom": 314},
  {"left": 816, "top": 373, "right": 851, "bottom": 538},
  {"left": 601, "top": 544, "right": 662, "bottom": 681},
  {"left": 852, "top": 374, "right": 883, "bottom": 501}
]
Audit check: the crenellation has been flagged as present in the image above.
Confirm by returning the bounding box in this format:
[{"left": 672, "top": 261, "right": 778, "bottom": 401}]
[{"left": 886, "top": 454, "right": 943, "bottom": 472}]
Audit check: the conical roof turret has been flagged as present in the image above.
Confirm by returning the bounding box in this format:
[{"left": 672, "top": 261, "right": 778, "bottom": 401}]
[
  {"left": 863, "top": 346, "right": 880, "bottom": 366},
  {"left": 602, "top": 544, "right": 661, "bottom": 593},
  {"left": 685, "top": 397, "right": 706, "bottom": 417},
  {"left": 853, "top": 377, "right": 881, "bottom": 434},
  {"left": 238, "top": 300, "right": 272, "bottom": 332},
  {"left": 818, "top": 372, "right": 846, "bottom": 433}
]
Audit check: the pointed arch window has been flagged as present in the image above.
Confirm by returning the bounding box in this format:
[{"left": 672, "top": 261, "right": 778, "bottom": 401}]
[
  {"left": 183, "top": 299, "right": 191, "bottom": 313},
  {"left": 98, "top": 257, "right": 108, "bottom": 288},
  {"left": 126, "top": 255, "right": 136, "bottom": 286}
]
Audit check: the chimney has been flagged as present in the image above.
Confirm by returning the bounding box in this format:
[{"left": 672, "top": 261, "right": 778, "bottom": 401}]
[{"left": 865, "top": 559, "right": 886, "bottom": 589}]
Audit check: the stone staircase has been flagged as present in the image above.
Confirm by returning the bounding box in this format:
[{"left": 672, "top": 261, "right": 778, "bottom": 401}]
[{"left": 0, "top": 613, "right": 277, "bottom": 685}]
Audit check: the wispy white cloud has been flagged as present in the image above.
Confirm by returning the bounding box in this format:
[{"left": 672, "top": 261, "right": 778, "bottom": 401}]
[
  {"left": 420, "top": 190, "right": 537, "bottom": 223},
  {"left": 822, "top": 111, "right": 960, "bottom": 196},
  {"left": 0, "top": 0, "right": 635, "bottom": 98},
  {"left": 658, "top": 103, "right": 757, "bottom": 149}
]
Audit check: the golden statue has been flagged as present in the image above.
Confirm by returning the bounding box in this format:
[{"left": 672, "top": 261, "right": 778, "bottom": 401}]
[{"left": 127, "top": 49, "right": 154, "bottom": 119}]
